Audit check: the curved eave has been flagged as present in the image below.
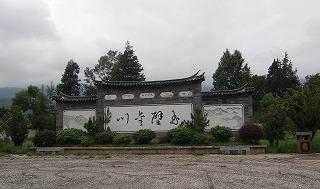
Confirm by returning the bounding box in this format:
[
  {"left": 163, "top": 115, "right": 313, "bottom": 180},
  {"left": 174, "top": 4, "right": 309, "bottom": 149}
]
[
  {"left": 202, "top": 86, "right": 255, "bottom": 97},
  {"left": 94, "top": 71, "right": 205, "bottom": 87},
  {"left": 53, "top": 93, "right": 97, "bottom": 103}
]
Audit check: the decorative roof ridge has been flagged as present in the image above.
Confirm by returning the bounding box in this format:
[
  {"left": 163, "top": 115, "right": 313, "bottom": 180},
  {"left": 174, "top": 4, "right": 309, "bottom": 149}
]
[
  {"left": 94, "top": 71, "right": 205, "bottom": 86},
  {"left": 202, "top": 85, "right": 255, "bottom": 96},
  {"left": 53, "top": 92, "right": 97, "bottom": 102}
]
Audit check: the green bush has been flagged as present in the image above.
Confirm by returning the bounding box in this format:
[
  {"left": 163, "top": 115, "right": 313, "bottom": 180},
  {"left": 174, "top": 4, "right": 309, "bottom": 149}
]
[
  {"left": 179, "top": 109, "right": 209, "bottom": 132},
  {"left": 167, "top": 127, "right": 195, "bottom": 145},
  {"left": 84, "top": 117, "right": 104, "bottom": 135},
  {"left": 32, "top": 130, "right": 56, "bottom": 147},
  {"left": 192, "top": 133, "right": 210, "bottom": 145},
  {"left": 210, "top": 126, "right": 233, "bottom": 142},
  {"left": 56, "top": 128, "right": 85, "bottom": 145},
  {"left": 80, "top": 136, "right": 93, "bottom": 147},
  {"left": 94, "top": 131, "right": 114, "bottom": 144},
  {"left": 133, "top": 129, "right": 155, "bottom": 144},
  {"left": 113, "top": 135, "right": 132, "bottom": 145}
]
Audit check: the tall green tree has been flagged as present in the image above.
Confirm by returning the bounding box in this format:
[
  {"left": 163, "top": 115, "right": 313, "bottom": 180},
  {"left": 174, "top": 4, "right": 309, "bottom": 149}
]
[
  {"left": 305, "top": 73, "right": 320, "bottom": 88},
  {"left": 57, "top": 59, "right": 81, "bottom": 96},
  {"left": 12, "top": 86, "right": 55, "bottom": 131},
  {"left": 249, "top": 75, "right": 267, "bottom": 111},
  {"left": 110, "top": 41, "right": 145, "bottom": 81},
  {"left": 212, "top": 49, "right": 251, "bottom": 90},
  {"left": 83, "top": 50, "right": 120, "bottom": 95},
  {"left": 266, "top": 52, "right": 300, "bottom": 96}
]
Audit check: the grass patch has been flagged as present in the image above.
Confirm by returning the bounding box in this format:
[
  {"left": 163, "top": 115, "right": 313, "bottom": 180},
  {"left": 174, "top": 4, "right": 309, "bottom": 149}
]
[
  {"left": 0, "top": 139, "right": 32, "bottom": 155},
  {"left": 192, "top": 152, "right": 208, "bottom": 156},
  {"left": 68, "top": 151, "right": 111, "bottom": 158}
]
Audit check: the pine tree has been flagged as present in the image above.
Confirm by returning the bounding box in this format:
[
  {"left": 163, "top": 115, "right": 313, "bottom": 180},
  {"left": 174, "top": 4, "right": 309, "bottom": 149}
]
[
  {"left": 57, "top": 59, "right": 81, "bottom": 96},
  {"left": 266, "top": 52, "right": 300, "bottom": 96},
  {"left": 110, "top": 41, "right": 145, "bottom": 81},
  {"left": 212, "top": 49, "right": 251, "bottom": 90}
]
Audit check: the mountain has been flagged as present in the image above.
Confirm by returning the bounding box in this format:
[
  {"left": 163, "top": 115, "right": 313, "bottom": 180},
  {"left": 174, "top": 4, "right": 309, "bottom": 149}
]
[{"left": 0, "top": 87, "right": 23, "bottom": 107}]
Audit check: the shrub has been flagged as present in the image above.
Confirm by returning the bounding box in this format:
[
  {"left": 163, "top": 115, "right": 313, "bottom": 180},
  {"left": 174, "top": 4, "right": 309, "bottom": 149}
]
[
  {"left": 113, "top": 135, "right": 132, "bottom": 145},
  {"left": 84, "top": 117, "right": 104, "bottom": 135},
  {"left": 167, "top": 127, "right": 195, "bottom": 145},
  {"left": 133, "top": 129, "right": 155, "bottom": 144},
  {"left": 192, "top": 133, "right": 210, "bottom": 145},
  {"left": 56, "top": 128, "right": 85, "bottom": 145},
  {"left": 80, "top": 136, "right": 93, "bottom": 147},
  {"left": 33, "top": 130, "right": 56, "bottom": 147},
  {"left": 94, "top": 131, "right": 114, "bottom": 144},
  {"left": 210, "top": 126, "right": 233, "bottom": 142},
  {"left": 239, "top": 122, "right": 263, "bottom": 144},
  {"left": 180, "top": 109, "right": 209, "bottom": 132}
]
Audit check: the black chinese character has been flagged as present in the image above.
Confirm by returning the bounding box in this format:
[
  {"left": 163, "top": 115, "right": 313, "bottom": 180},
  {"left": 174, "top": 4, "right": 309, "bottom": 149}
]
[
  {"left": 135, "top": 111, "right": 145, "bottom": 126},
  {"left": 151, "top": 111, "right": 163, "bottom": 125},
  {"left": 116, "top": 113, "right": 130, "bottom": 125},
  {"left": 170, "top": 110, "right": 180, "bottom": 125}
]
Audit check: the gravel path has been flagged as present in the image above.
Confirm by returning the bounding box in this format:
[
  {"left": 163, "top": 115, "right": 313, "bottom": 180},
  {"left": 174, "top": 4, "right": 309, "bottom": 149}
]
[{"left": 0, "top": 154, "right": 320, "bottom": 189}]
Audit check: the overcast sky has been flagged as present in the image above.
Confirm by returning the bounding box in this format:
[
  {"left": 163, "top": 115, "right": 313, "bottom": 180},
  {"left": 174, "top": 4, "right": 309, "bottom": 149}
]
[{"left": 0, "top": 0, "right": 320, "bottom": 88}]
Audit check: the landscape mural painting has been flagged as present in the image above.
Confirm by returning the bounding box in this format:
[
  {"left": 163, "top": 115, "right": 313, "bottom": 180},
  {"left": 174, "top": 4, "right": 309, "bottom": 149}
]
[
  {"left": 63, "top": 110, "right": 96, "bottom": 131},
  {"left": 204, "top": 105, "right": 244, "bottom": 130}
]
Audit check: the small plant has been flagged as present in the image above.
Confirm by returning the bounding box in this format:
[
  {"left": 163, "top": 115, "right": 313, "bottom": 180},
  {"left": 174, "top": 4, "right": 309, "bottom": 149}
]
[
  {"left": 192, "top": 133, "right": 210, "bottom": 145},
  {"left": 33, "top": 130, "right": 56, "bottom": 147},
  {"left": 94, "top": 131, "right": 114, "bottom": 144},
  {"left": 239, "top": 122, "right": 263, "bottom": 144},
  {"left": 113, "top": 135, "right": 132, "bottom": 145},
  {"left": 84, "top": 117, "right": 104, "bottom": 135},
  {"left": 79, "top": 136, "right": 93, "bottom": 147},
  {"left": 56, "top": 128, "right": 85, "bottom": 145},
  {"left": 210, "top": 126, "right": 233, "bottom": 142},
  {"left": 180, "top": 109, "right": 209, "bottom": 133},
  {"left": 167, "top": 127, "right": 195, "bottom": 145},
  {"left": 133, "top": 129, "right": 155, "bottom": 144}
]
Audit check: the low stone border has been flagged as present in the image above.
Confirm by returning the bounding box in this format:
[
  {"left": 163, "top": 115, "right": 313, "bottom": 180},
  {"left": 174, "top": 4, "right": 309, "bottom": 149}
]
[{"left": 60, "top": 145, "right": 267, "bottom": 155}]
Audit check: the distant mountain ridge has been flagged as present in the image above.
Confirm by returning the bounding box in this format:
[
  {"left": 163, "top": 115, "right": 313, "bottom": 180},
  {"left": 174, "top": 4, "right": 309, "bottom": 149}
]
[{"left": 0, "top": 87, "right": 23, "bottom": 107}]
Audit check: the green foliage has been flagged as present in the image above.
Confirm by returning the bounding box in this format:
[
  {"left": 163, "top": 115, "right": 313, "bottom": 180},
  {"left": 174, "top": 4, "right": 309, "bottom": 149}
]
[
  {"left": 84, "top": 117, "right": 104, "bottom": 135},
  {"left": 260, "top": 93, "right": 287, "bottom": 146},
  {"left": 180, "top": 109, "right": 209, "bottom": 133},
  {"left": 79, "top": 136, "right": 93, "bottom": 147},
  {"left": 167, "top": 127, "right": 195, "bottom": 145},
  {"left": 1, "top": 106, "right": 29, "bottom": 146},
  {"left": 239, "top": 122, "right": 263, "bottom": 144},
  {"left": 94, "top": 131, "right": 114, "bottom": 144},
  {"left": 11, "top": 85, "right": 55, "bottom": 130},
  {"left": 0, "top": 140, "right": 31, "bottom": 155},
  {"left": 57, "top": 59, "right": 81, "bottom": 96},
  {"left": 284, "top": 86, "right": 320, "bottom": 139},
  {"left": 266, "top": 52, "right": 300, "bottom": 96},
  {"left": 113, "top": 135, "right": 132, "bottom": 145},
  {"left": 56, "top": 128, "right": 85, "bottom": 145},
  {"left": 83, "top": 50, "right": 119, "bottom": 95},
  {"left": 210, "top": 126, "right": 233, "bottom": 142},
  {"left": 110, "top": 41, "right": 145, "bottom": 81},
  {"left": 32, "top": 130, "right": 56, "bottom": 147},
  {"left": 305, "top": 73, "right": 320, "bottom": 88},
  {"left": 249, "top": 74, "right": 267, "bottom": 111},
  {"left": 192, "top": 133, "right": 210, "bottom": 145},
  {"left": 212, "top": 49, "right": 251, "bottom": 90},
  {"left": 133, "top": 129, "right": 155, "bottom": 144}
]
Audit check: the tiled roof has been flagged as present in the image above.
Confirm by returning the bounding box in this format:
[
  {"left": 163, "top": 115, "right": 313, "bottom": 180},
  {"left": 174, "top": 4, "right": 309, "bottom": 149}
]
[
  {"left": 95, "top": 71, "right": 205, "bottom": 87},
  {"left": 53, "top": 92, "right": 97, "bottom": 103},
  {"left": 202, "top": 85, "right": 255, "bottom": 96}
]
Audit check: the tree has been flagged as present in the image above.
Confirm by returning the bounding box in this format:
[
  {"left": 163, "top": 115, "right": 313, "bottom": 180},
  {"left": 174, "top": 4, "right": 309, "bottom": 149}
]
[
  {"left": 110, "top": 41, "right": 145, "bottom": 81},
  {"left": 12, "top": 86, "right": 55, "bottom": 131},
  {"left": 57, "top": 59, "right": 81, "bottom": 96},
  {"left": 212, "top": 49, "right": 251, "bottom": 90},
  {"left": 266, "top": 52, "right": 300, "bottom": 96},
  {"left": 249, "top": 75, "right": 267, "bottom": 111},
  {"left": 260, "top": 93, "right": 287, "bottom": 146},
  {"left": 83, "top": 50, "right": 119, "bottom": 95},
  {"left": 305, "top": 73, "right": 320, "bottom": 88},
  {"left": 180, "top": 109, "right": 209, "bottom": 133},
  {"left": 284, "top": 86, "right": 320, "bottom": 140},
  {"left": 1, "top": 106, "right": 28, "bottom": 146}
]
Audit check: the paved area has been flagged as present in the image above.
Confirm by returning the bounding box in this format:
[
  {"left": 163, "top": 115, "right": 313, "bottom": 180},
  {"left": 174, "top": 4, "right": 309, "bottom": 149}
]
[{"left": 0, "top": 154, "right": 320, "bottom": 189}]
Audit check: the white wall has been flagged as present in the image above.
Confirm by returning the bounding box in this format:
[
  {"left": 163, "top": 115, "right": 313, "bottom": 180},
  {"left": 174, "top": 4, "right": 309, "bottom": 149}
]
[
  {"left": 63, "top": 109, "right": 96, "bottom": 131},
  {"left": 204, "top": 104, "right": 244, "bottom": 130},
  {"left": 105, "top": 104, "right": 193, "bottom": 132}
]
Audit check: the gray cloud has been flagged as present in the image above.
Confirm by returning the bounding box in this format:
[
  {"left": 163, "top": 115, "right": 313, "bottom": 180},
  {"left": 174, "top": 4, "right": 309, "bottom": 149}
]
[{"left": 0, "top": 0, "right": 320, "bottom": 88}]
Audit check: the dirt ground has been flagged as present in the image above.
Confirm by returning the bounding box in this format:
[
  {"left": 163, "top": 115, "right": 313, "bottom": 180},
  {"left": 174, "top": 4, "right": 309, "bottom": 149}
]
[{"left": 0, "top": 154, "right": 320, "bottom": 189}]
